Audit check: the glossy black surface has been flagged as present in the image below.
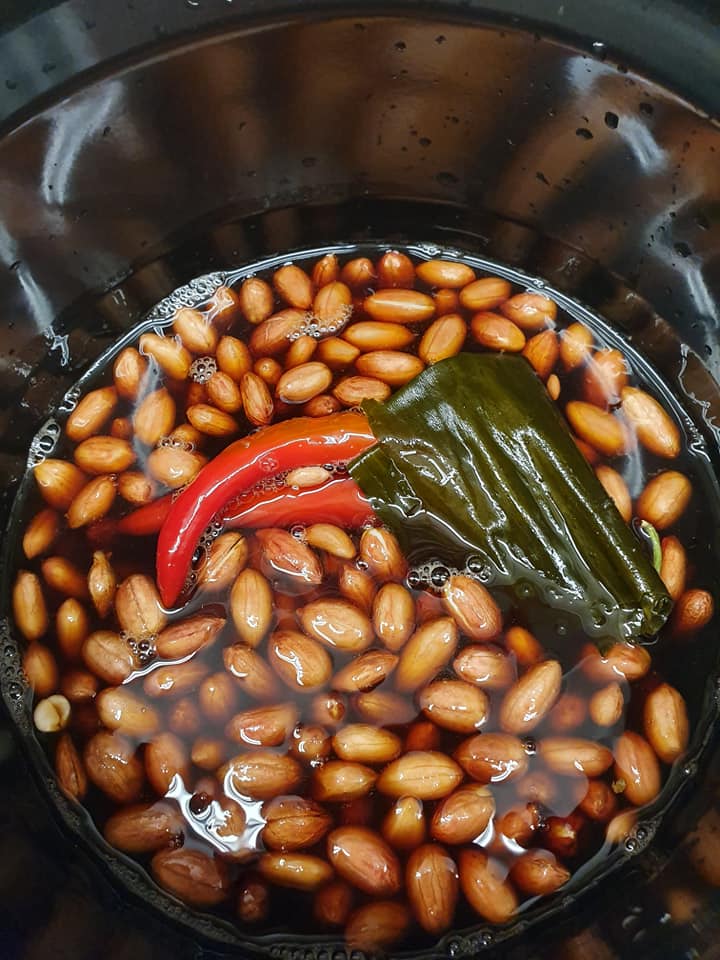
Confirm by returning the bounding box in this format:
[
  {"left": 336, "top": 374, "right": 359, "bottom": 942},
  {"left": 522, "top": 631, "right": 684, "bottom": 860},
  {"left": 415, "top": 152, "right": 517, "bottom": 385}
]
[{"left": 1, "top": 2, "right": 720, "bottom": 958}]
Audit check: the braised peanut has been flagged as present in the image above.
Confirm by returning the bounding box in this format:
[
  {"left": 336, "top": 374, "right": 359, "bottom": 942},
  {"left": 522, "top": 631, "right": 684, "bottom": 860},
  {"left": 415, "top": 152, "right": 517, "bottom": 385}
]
[
  {"left": 583, "top": 349, "right": 628, "bottom": 408},
  {"left": 660, "top": 535, "right": 687, "bottom": 601},
  {"left": 455, "top": 733, "right": 528, "bottom": 784},
  {"left": 614, "top": 731, "right": 661, "bottom": 806},
  {"left": 55, "top": 732, "right": 88, "bottom": 800},
  {"left": 312, "top": 760, "right": 377, "bottom": 802},
  {"left": 372, "top": 582, "right": 415, "bottom": 651},
  {"left": 560, "top": 322, "right": 594, "bottom": 370},
  {"left": 595, "top": 465, "right": 632, "bottom": 522},
  {"left": 637, "top": 470, "right": 692, "bottom": 530},
  {"left": 459, "top": 848, "right": 518, "bottom": 923},
  {"left": 87, "top": 550, "right": 116, "bottom": 618},
  {"left": 327, "top": 826, "right": 400, "bottom": 895},
  {"left": 673, "top": 588, "right": 714, "bottom": 635},
  {"left": 84, "top": 730, "right": 143, "bottom": 803},
  {"left": 442, "top": 575, "right": 502, "bottom": 641},
  {"left": 222, "top": 751, "right": 303, "bottom": 799},
  {"left": 540, "top": 737, "right": 613, "bottom": 777},
  {"left": 332, "top": 724, "right": 402, "bottom": 765},
  {"left": 643, "top": 682, "right": 689, "bottom": 764},
  {"left": 565, "top": 401, "right": 630, "bottom": 457},
  {"left": 263, "top": 796, "right": 332, "bottom": 851},
  {"left": 259, "top": 853, "right": 333, "bottom": 891},
  {"left": 407, "top": 843, "right": 459, "bottom": 934},
  {"left": 377, "top": 750, "right": 463, "bottom": 799},
  {"left": 431, "top": 785, "right": 495, "bottom": 845},
  {"left": 395, "top": 617, "right": 458, "bottom": 691},
  {"left": 332, "top": 649, "right": 398, "bottom": 693},
  {"left": 345, "top": 900, "right": 410, "bottom": 952},
  {"left": 199, "top": 533, "right": 249, "bottom": 593},
  {"left": 418, "top": 313, "right": 467, "bottom": 364},
  {"left": 299, "top": 598, "right": 373, "bottom": 652},
  {"left": 152, "top": 848, "right": 229, "bottom": 907},
  {"left": 13, "top": 571, "right": 48, "bottom": 641},
  {"left": 589, "top": 682, "right": 625, "bottom": 727},
  {"left": 113, "top": 347, "right": 147, "bottom": 399},
  {"left": 82, "top": 630, "right": 137, "bottom": 684},
  {"left": 382, "top": 796, "right": 426, "bottom": 851},
  {"left": 97, "top": 686, "right": 160, "bottom": 737},
  {"left": 453, "top": 643, "right": 516, "bottom": 689},
  {"left": 355, "top": 350, "right": 425, "bottom": 386},
  {"left": 419, "top": 679, "right": 489, "bottom": 734},
  {"left": 104, "top": 802, "right": 183, "bottom": 853},
  {"left": 145, "top": 732, "right": 190, "bottom": 795},
  {"left": 116, "top": 574, "right": 166, "bottom": 637},
  {"left": 510, "top": 850, "right": 570, "bottom": 896},
  {"left": 499, "top": 660, "right": 562, "bottom": 734}
]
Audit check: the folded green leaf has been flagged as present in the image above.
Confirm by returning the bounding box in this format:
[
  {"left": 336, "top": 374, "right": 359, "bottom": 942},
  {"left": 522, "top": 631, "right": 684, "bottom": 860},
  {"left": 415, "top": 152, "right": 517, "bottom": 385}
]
[{"left": 349, "top": 353, "right": 672, "bottom": 644}]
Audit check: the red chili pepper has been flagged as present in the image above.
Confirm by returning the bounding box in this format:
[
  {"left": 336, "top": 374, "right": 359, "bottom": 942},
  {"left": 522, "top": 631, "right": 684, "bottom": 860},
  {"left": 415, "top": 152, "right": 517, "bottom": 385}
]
[
  {"left": 222, "top": 476, "right": 374, "bottom": 530},
  {"left": 156, "top": 412, "right": 376, "bottom": 606},
  {"left": 117, "top": 495, "right": 173, "bottom": 536}
]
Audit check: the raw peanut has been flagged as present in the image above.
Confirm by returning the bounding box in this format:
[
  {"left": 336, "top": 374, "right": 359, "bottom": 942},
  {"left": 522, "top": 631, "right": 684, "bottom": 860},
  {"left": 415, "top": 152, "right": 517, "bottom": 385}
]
[
  {"left": 206, "top": 371, "right": 243, "bottom": 413},
  {"left": 595, "top": 465, "right": 632, "bottom": 522},
  {"left": 418, "top": 313, "right": 467, "bottom": 364},
  {"left": 470, "top": 311, "right": 526, "bottom": 352},
  {"left": 207, "top": 285, "right": 240, "bottom": 328},
  {"left": 354, "top": 689, "right": 415, "bottom": 725},
  {"left": 66, "top": 386, "right": 118, "bottom": 442},
  {"left": 34, "top": 459, "right": 86, "bottom": 510},
  {"left": 434, "top": 288, "right": 461, "bottom": 314},
  {"left": 156, "top": 614, "right": 225, "bottom": 660},
  {"left": 104, "top": 801, "right": 183, "bottom": 853},
  {"left": 377, "top": 251, "right": 416, "bottom": 288},
  {"left": 198, "top": 533, "right": 248, "bottom": 593},
  {"left": 291, "top": 724, "right": 332, "bottom": 763},
  {"left": 276, "top": 361, "right": 332, "bottom": 403},
  {"left": 133, "top": 388, "right": 175, "bottom": 446},
  {"left": 580, "top": 780, "right": 619, "bottom": 822},
  {"left": 217, "top": 335, "right": 252, "bottom": 379},
  {"left": 187, "top": 403, "right": 238, "bottom": 437},
  {"left": 285, "top": 466, "right": 333, "bottom": 489},
  {"left": 55, "top": 733, "right": 87, "bottom": 800},
  {"left": 285, "top": 334, "right": 318, "bottom": 368},
  {"left": 343, "top": 321, "right": 414, "bottom": 351},
  {"left": 222, "top": 751, "right": 303, "bottom": 799},
  {"left": 431, "top": 785, "right": 495, "bottom": 845},
  {"left": 580, "top": 641, "right": 652, "bottom": 684},
  {"left": 442, "top": 574, "right": 502, "bottom": 641},
  {"left": 67, "top": 475, "right": 117, "bottom": 529},
  {"left": 338, "top": 561, "right": 376, "bottom": 613},
  {"left": 583, "top": 349, "right": 628, "bottom": 408},
  {"left": 250, "top": 309, "right": 308, "bottom": 357},
  {"left": 499, "top": 660, "right": 562, "bottom": 734},
  {"left": 41, "top": 557, "right": 88, "bottom": 599},
  {"left": 145, "top": 731, "right": 190, "bottom": 795},
  {"left": 340, "top": 256, "right": 376, "bottom": 290},
  {"left": 407, "top": 844, "right": 459, "bottom": 935},
  {"left": 13, "top": 571, "right": 48, "bottom": 641},
  {"left": 660, "top": 535, "right": 687, "bottom": 601},
  {"left": 565, "top": 401, "right": 630, "bottom": 457},
  {"left": 304, "top": 523, "right": 356, "bottom": 559},
  {"left": 382, "top": 797, "right": 426, "bottom": 851},
  {"left": 304, "top": 394, "right": 341, "bottom": 417},
  {"left": 673, "top": 588, "right": 714, "bottom": 636},
  {"left": 168, "top": 698, "right": 200, "bottom": 737},
  {"left": 327, "top": 826, "right": 401, "bottom": 895},
  {"left": 259, "top": 853, "right": 332, "bottom": 891},
  {"left": 405, "top": 721, "right": 442, "bottom": 752},
  {"left": 345, "top": 901, "right": 410, "bottom": 952},
  {"left": 333, "top": 375, "right": 391, "bottom": 405},
  {"left": 621, "top": 386, "right": 681, "bottom": 459},
  {"left": 152, "top": 848, "right": 229, "bottom": 907},
  {"left": 263, "top": 796, "right": 332, "bottom": 851},
  {"left": 82, "top": 631, "right": 137, "bottom": 684},
  {"left": 299, "top": 598, "right": 373, "bottom": 652},
  {"left": 314, "top": 879, "right": 353, "bottom": 927},
  {"left": 547, "top": 373, "right": 561, "bottom": 400},
  {"left": 256, "top": 528, "right": 323, "bottom": 588},
  {"left": 574, "top": 435, "right": 601, "bottom": 464},
  {"left": 116, "top": 574, "right": 166, "bottom": 637},
  {"left": 198, "top": 672, "right": 238, "bottom": 722},
  {"left": 172, "top": 307, "right": 218, "bottom": 353},
  {"left": 363, "top": 289, "right": 435, "bottom": 325},
  {"left": 74, "top": 436, "right": 135, "bottom": 475},
  {"left": 312, "top": 253, "right": 340, "bottom": 287},
  {"left": 459, "top": 849, "right": 518, "bottom": 923},
  {"left": 239, "top": 276, "right": 274, "bottom": 325},
  {"left": 455, "top": 733, "right": 528, "bottom": 783},
  {"left": 614, "top": 731, "right": 661, "bottom": 805},
  {"left": 643, "top": 682, "right": 689, "bottom": 763},
  {"left": 539, "top": 737, "right": 614, "bottom": 777},
  {"left": 510, "top": 850, "right": 570, "bottom": 896},
  {"left": 147, "top": 446, "right": 207, "bottom": 488},
  {"left": 97, "top": 686, "right": 160, "bottom": 737},
  {"left": 419, "top": 679, "right": 489, "bottom": 734},
  {"left": 170, "top": 423, "right": 205, "bottom": 450},
  {"left": 560, "top": 322, "right": 594, "bottom": 370},
  {"left": 453, "top": 643, "right": 516, "bottom": 689},
  {"left": 138, "top": 333, "right": 192, "bottom": 380},
  {"left": 118, "top": 471, "right": 155, "bottom": 505},
  {"left": 223, "top": 642, "right": 280, "bottom": 700},
  {"left": 377, "top": 750, "right": 463, "bottom": 799},
  {"left": 606, "top": 809, "right": 638, "bottom": 845},
  {"left": 312, "top": 761, "right": 377, "bottom": 802},
  {"left": 34, "top": 694, "right": 71, "bottom": 732},
  {"left": 355, "top": 350, "right": 425, "bottom": 386},
  {"left": 191, "top": 737, "right": 228, "bottom": 771},
  {"left": 589, "top": 681, "right": 625, "bottom": 727},
  {"left": 359, "top": 527, "right": 406, "bottom": 581},
  {"left": 637, "top": 470, "right": 692, "bottom": 530},
  {"left": 310, "top": 691, "right": 348, "bottom": 727},
  {"left": 84, "top": 730, "right": 143, "bottom": 802},
  {"left": 504, "top": 625, "right": 544, "bottom": 667},
  {"left": 501, "top": 292, "right": 557, "bottom": 330},
  {"left": 229, "top": 568, "right": 273, "bottom": 647},
  {"left": 332, "top": 724, "right": 402, "bottom": 764},
  {"left": 61, "top": 668, "right": 98, "bottom": 702},
  {"left": 22, "top": 508, "right": 59, "bottom": 559},
  {"left": 395, "top": 617, "right": 458, "bottom": 691},
  {"left": 274, "top": 264, "right": 313, "bottom": 309},
  {"left": 522, "top": 329, "right": 559, "bottom": 379},
  {"left": 313, "top": 281, "right": 353, "bottom": 328},
  {"left": 87, "top": 550, "right": 116, "bottom": 618},
  {"left": 416, "top": 259, "right": 475, "bottom": 288},
  {"left": 459, "top": 277, "right": 512, "bottom": 312},
  {"left": 314, "top": 337, "right": 358, "bottom": 370},
  {"left": 268, "top": 630, "right": 333, "bottom": 691},
  {"left": 373, "top": 582, "right": 415, "bottom": 652},
  {"left": 332, "top": 649, "right": 398, "bottom": 692},
  {"left": 114, "top": 347, "right": 147, "bottom": 399},
  {"left": 143, "top": 659, "right": 210, "bottom": 699}
]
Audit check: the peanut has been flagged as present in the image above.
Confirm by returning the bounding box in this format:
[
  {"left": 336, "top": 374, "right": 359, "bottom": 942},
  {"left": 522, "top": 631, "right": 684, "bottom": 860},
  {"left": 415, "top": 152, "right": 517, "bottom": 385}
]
[
  {"left": 82, "top": 630, "right": 138, "bottom": 684},
  {"left": 332, "top": 375, "right": 391, "bottom": 405},
  {"left": 453, "top": 643, "right": 516, "bottom": 689},
  {"left": 55, "top": 732, "right": 87, "bottom": 800},
  {"left": 560, "top": 322, "right": 593, "bottom": 370},
  {"left": 470, "top": 311, "right": 526, "bottom": 352},
  {"left": 522, "top": 329, "right": 559, "bottom": 379},
  {"left": 355, "top": 350, "right": 425, "bottom": 386},
  {"left": 87, "top": 550, "right": 117, "bottom": 618},
  {"left": 343, "top": 321, "right": 414, "bottom": 351},
  {"left": 345, "top": 900, "right": 410, "bottom": 952},
  {"left": 223, "top": 642, "right": 280, "bottom": 700},
  {"left": 363, "top": 290, "right": 435, "bottom": 325},
  {"left": 239, "top": 276, "right": 274, "bottom": 325},
  {"left": 67, "top": 475, "right": 117, "bottom": 529},
  {"left": 299, "top": 598, "right": 373, "bottom": 652},
  {"left": 74, "top": 436, "right": 135, "bottom": 474},
  {"left": 172, "top": 307, "right": 218, "bottom": 354},
  {"left": 377, "top": 750, "right": 463, "bottom": 799},
  {"left": 34, "top": 459, "right": 86, "bottom": 510},
  {"left": 97, "top": 686, "right": 160, "bottom": 738},
  {"left": 395, "top": 617, "right": 458, "bottom": 691},
  {"left": 332, "top": 649, "right": 398, "bottom": 693},
  {"left": 104, "top": 801, "right": 183, "bottom": 853},
  {"left": 273, "top": 264, "right": 313, "bottom": 309},
  {"left": 459, "top": 848, "right": 518, "bottom": 923},
  {"left": 151, "top": 848, "right": 229, "bottom": 907},
  {"left": 147, "top": 446, "right": 207, "bottom": 488},
  {"left": 442, "top": 574, "right": 502, "bottom": 641},
  {"left": 66, "top": 386, "right": 118, "bottom": 441},
  {"left": 673, "top": 588, "right": 714, "bottom": 636},
  {"left": 659, "top": 535, "right": 687, "bottom": 601},
  {"left": 588, "top": 681, "right": 625, "bottom": 727},
  {"left": 34, "top": 694, "right": 71, "bottom": 732},
  {"left": 565, "top": 401, "right": 630, "bottom": 457},
  {"left": 419, "top": 679, "right": 489, "bottom": 734},
  {"left": 643, "top": 682, "right": 689, "bottom": 763},
  {"left": 431, "top": 785, "right": 495, "bottom": 845},
  {"left": 138, "top": 333, "right": 192, "bottom": 380},
  {"left": 115, "top": 574, "right": 166, "bottom": 637},
  {"left": 113, "top": 347, "right": 147, "bottom": 399},
  {"left": 263, "top": 796, "right": 332, "bottom": 851},
  {"left": 332, "top": 724, "right": 402, "bottom": 765},
  {"left": 621, "top": 386, "right": 681, "bottom": 459},
  {"left": 637, "top": 470, "right": 692, "bottom": 530},
  {"left": 198, "top": 532, "right": 248, "bottom": 592},
  {"left": 407, "top": 844, "right": 459, "bottom": 934},
  {"left": 509, "top": 850, "right": 570, "bottom": 896},
  {"left": 13, "top": 571, "right": 48, "bottom": 641},
  {"left": 145, "top": 731, "right": 190, "bottom": 795},
  {"left": 84, "top": 730, "right": 143, "bottom": 803},
  {"left": 455, "top": 732, "right": 528, "bottom": 784},
  {"left": 595, "top": 465, "right": 632, "bottom": 522},
  {"left": 41, "top": 556, "right": 88, "bottom": 599},
  {"left": 221, "top": 751, "right": 303, "bottom": 799},
  {"left": 268, "top": 630, "right": 333, "bottom": 691},
  {"left": 614, "top": 731, "right": 661, "bottom": 806},
  {"left": 312, "top": 760, "right": 377, "bottom": 802},
  {"left": 133, "top": 388, "right": 176, "bottom": 446},
  {"left": 499, "top": 659, "right": 562, "bottom": 734},
  {"left": 327, "top": 826, "right": 401, "bottom": 895},
  {"left": 418, "top": 313, "right": 467, "bottom": 364},
  {"left": 459, "top": 277, "right": 512, "bottom": 312},
  {"left": 501, "top": 292, "right": 557, "bottom": 331},
  {"left": 540, "top": 737, "right": 614, "bottom": 777},
  {"left": 381, "top": 796, "right": 426, "bottom": 851}
]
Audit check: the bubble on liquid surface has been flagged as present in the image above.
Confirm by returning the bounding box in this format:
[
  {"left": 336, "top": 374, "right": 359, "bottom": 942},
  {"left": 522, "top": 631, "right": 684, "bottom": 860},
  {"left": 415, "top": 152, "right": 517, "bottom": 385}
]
[
  {"left": 190, "top": 356, "right": 217, "bottom": 383},
  {"left": 27, "top": 419, "right": 62, "bottom": 466}
]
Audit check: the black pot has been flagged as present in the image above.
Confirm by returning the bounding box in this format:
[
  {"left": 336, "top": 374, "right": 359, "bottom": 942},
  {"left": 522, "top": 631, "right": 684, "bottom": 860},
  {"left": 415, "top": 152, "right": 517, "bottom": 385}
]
[{"left": 1, "top": 3, "right": 719, "bottom": 958}]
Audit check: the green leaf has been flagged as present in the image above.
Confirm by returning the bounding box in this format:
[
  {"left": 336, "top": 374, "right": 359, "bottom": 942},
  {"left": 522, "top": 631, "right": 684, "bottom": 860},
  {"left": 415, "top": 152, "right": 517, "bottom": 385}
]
[{"left": 349, "top": 353, "right": 672, "bottom": 644}]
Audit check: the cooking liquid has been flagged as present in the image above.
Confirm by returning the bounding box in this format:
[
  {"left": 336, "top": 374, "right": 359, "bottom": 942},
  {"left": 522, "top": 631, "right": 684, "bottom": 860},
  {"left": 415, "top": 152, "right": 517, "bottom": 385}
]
[{"left": 5, "top": 243, "right": 720, "bottom": 953}]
